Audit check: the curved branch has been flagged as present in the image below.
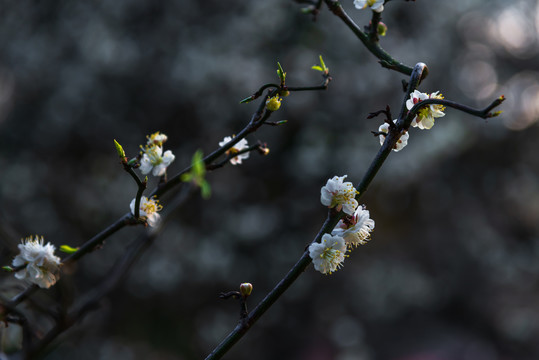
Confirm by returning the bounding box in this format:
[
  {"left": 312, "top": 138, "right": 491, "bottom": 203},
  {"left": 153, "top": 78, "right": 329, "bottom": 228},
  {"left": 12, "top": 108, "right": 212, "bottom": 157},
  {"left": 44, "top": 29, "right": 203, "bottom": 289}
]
[{"left": 323, "top": 0, "right": 415, "bottom": 76}]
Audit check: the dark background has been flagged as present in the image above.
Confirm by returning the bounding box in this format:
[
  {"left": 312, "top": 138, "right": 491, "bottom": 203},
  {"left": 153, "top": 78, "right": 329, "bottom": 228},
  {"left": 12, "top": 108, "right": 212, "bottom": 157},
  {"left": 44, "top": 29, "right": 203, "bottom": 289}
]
[{"left": 1, "top": 0, "right": 539, "bottom": 359}]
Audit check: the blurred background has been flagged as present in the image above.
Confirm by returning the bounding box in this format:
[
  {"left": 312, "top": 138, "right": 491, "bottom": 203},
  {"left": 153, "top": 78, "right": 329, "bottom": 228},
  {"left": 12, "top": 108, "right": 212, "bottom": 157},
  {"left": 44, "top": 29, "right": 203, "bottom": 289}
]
[{"left": 1, "top": 0, "right": 538, "bottom": 359}]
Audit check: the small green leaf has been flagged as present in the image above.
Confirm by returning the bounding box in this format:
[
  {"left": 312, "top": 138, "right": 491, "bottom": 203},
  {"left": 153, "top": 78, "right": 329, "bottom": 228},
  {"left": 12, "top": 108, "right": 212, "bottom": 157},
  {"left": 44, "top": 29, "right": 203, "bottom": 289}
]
[
  {"left": 2, "top": 266, "right": 14, "bottom": 272},
  {"left": 318, "top": 55, "right": 326, "bottom": 70},
  {"left": 312, "top": 55, "right": 329, "bottom": 73},
  {"left": 240, "top": 96, "right": 254, "bottom": 104},
  {"left": 276, "top": 62, "right": 286, "bottom": 83},
  {"left": 191, "top": 150, "right": 206, "bottom": 177},
  {"left": 182, "top": 150, "right": 211, "bottom": 199},
  {"left": 180, "top": 173, "right": 193, "bottom": 182},
  {"left": 201, "top": 181, "right": 212, "bottom": 199},
  {"left": 114, "top": 139, "right": 126, "bottom": 158},
  {"left": 59, "top": 245, "right": 79, "bottom": 254}
]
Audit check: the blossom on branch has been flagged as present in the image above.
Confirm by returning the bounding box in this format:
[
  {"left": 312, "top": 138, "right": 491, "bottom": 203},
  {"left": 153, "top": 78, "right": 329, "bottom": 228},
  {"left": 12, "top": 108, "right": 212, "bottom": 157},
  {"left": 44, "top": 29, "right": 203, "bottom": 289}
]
[
  {"left": 321, "top": 175, "right": 359, "bottom": 215},
  {"left": 406, "top": 90, "right": 446, "bottom": 129},
  {"left": 146, "top": 131, "right": 168, "bottom": 147},
  {"left": 265, "top": 96, "right": 282, "bottom": 111},
  {"left": 139, "top": 144, "right": 175, "bottom": 176},
  {"left": 12, "top": 235, "right": 61, "bottom": 289},
  {"left": 354, "top": 0, "right": 384, "bottom": 13},
  {"left": 219, "top": 136, "right": 250, "bottom": 165},
  {"left": 309, "top": 234, "right": 347, "bottom": 274},
  {"left": 332, "top": 205, "right": 375, "bottom": 248},
  {"left": 378, "top": 121, "right": 409, "bottom": 152},
  {"left": 130, "top": 196, "right": 163, "bottom": 227}
]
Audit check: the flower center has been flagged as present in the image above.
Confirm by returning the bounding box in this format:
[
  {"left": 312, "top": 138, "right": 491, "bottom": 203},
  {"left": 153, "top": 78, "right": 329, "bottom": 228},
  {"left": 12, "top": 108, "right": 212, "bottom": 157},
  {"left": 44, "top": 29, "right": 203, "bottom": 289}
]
[
  {"left": 145, "top": 145, "right": 163, "bottom": 165},
  {"left": 142, "top": 199, "right": 162, "bottom": 214},
  {"left": 321, "top": 247, "right": 343, "bottom": 268}
]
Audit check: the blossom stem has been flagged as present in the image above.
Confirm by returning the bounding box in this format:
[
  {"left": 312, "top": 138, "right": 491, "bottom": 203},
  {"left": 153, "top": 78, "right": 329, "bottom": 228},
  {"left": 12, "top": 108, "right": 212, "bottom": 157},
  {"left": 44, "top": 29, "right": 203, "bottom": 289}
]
[
  {"left": 123, "top": 164, "right": 147, "bottom": 220},
  {"left": 356, "top": 62, "right": 427, "bottom": 196},
  {"left": 62, "top": 214, "right": 132, "bottom": 264},
  {"left": 152, "top": 96, "right": 272, "bottom": 198},
  {"left": 323, "top": 0, "right": 414, "bottom": 75},
  {"left": 206, "top": 144, "right": 261, "bottom": 170},
  {"left": 368, "top": 10, "right": 382, "bottom": 43}
]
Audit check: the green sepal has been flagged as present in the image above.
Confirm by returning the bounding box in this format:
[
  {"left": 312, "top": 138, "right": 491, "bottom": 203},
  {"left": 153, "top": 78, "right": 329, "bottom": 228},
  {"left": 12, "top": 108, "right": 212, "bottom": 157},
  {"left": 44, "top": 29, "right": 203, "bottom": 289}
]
[
  {"left": 2, "top": 266, "right": 14, "bottom": 272},
  {"left": 127, "top": 158, "right": 138, "bottom": 167}
]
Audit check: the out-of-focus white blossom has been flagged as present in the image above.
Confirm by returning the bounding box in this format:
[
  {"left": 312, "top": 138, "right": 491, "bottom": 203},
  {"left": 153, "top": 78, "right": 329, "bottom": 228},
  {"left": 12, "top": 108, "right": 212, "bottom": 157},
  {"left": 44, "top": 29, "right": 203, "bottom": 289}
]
[
  {"left": 378, "top": 121, "right": 409, "bottom": 152},
  {"left": 406, "top": 90, "right": 446, "bottom": 129},
  {"left": 309, "top": 234, "right": 347, "bottom": 274},
  {"left": 139, "top": 144, "right": 175, "bottom": 176},
  {"left": 353, "top": 0, "right": 384, "bottom": 12},
  {"left": 332, "top": 205, "right": 375, "bottom": 248},
  {"left": 219, "top": 136, "right": 250, "bottom": 165},
  {"left": 320, "top": 175, "right": 359, "bottom": 215},
  {"left": 12, "top": 235, "right": 61, "bottom": 289},
  {"left": 146, "top": 131, "right": 168, "bottom": 146},
  {"left": 130, "top": 196, "right": 162, "bottom": 227}
]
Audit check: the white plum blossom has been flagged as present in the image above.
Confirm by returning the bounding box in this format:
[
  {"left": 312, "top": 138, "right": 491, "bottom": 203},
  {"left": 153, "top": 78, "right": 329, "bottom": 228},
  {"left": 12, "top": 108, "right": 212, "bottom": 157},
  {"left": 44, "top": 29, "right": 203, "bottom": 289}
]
[
  {"left": 378, "top": 121, "right": 409, "bottom": 152},
  {"left": 146, "top": 131, "right": 168, "bottom": 146},
  {"left": 354, "top": 0, "right": 384, "bottom": 12},
  {"left": 321, "top": 175, "right": 359, "bottom": 215},
  {"left": 130, "top": 196, "right": 162, "bottom": 227},
  {"left": 139, "top": 144, "right": 175, "bottom": 177},
  {"left": 219, "top": 136, "right": 250, "bottom": 165},
  {"left": 406, "top": 90, "right": 446, "bottom": 129},
  {"left": 332, "top": 205, "right": 375, "bottom": 248},
  {"left": 309, "top": 234, "right": 347, "bottom": 274},
  {"left": 12, "top": 235, "right": 61, "bottom": 289}
]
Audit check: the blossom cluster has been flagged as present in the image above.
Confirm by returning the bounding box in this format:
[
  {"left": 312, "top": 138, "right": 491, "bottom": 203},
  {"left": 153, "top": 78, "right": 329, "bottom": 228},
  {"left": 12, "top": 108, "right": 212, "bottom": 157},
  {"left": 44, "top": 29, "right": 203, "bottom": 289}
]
[
  {"left": 406, "top": 90, "right": 446, "bottom": 130},
  {"left": 219, "top": 135, "right": 250, "bottom": 165},
  {"left": 311, "top": 176, "right": 375, "bottom": 274},
  {"left": 139, "top": 131, "right": 175, "bottom": 176},
  {"left": 12, "top": 235, "right": 61, "bottom": 289},
  {"left": 377, "top": 90, "right": 446, "bottom": 152}
]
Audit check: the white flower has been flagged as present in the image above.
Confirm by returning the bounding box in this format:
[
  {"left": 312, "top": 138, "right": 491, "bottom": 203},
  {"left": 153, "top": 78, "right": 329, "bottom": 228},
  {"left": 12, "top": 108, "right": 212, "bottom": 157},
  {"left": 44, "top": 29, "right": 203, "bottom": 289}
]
[
  {"left": 309, "top": 234, "right": 347, "bottom": 274},
  {"left": 332, "top": 205, "right": 375, "bottom": 248},
  {"left": 354, "top": 0, "right": 384, "bottom": 12},
  {"left": 130, "top": 196, "right": 162, "bottom": 227},
  {"left": 139, "top": 144, "right": 175, "bottom": 176},
  {"left": 378, "top": 121, "right": 409, "bottom": 152},
  {"left": 219, "top": 136, "right": 250, "bottom": 165},
  {"left": 321, "top": 175, "right": 359, "bottom": 215},
  {"left": 406, "top": 90, "right": 446, "bottom": 130},
  {"left": 146, "top": 131, "right": 168, "bottom": 146},
  {"left": 12, "top": 235, "right": 61, "bottom": 289}
]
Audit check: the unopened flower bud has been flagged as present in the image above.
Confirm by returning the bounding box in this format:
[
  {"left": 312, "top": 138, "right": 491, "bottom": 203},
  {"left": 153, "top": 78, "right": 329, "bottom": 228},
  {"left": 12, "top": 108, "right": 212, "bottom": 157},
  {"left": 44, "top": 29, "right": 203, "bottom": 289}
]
[
  {"left": 377, "top": 22, "right": 387, "bottom": 37},
  {"left": 258, "top": 145, "right": 270, "bottom": 156},
  {"left": 279, "top": 89, "right": 290, "bottom": 97},
  {"left": 240, "top": 282, "right": 253, "bottom": 297},
  {"left": 266, "top": 96, "right": 282, "bottom": 111}
]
